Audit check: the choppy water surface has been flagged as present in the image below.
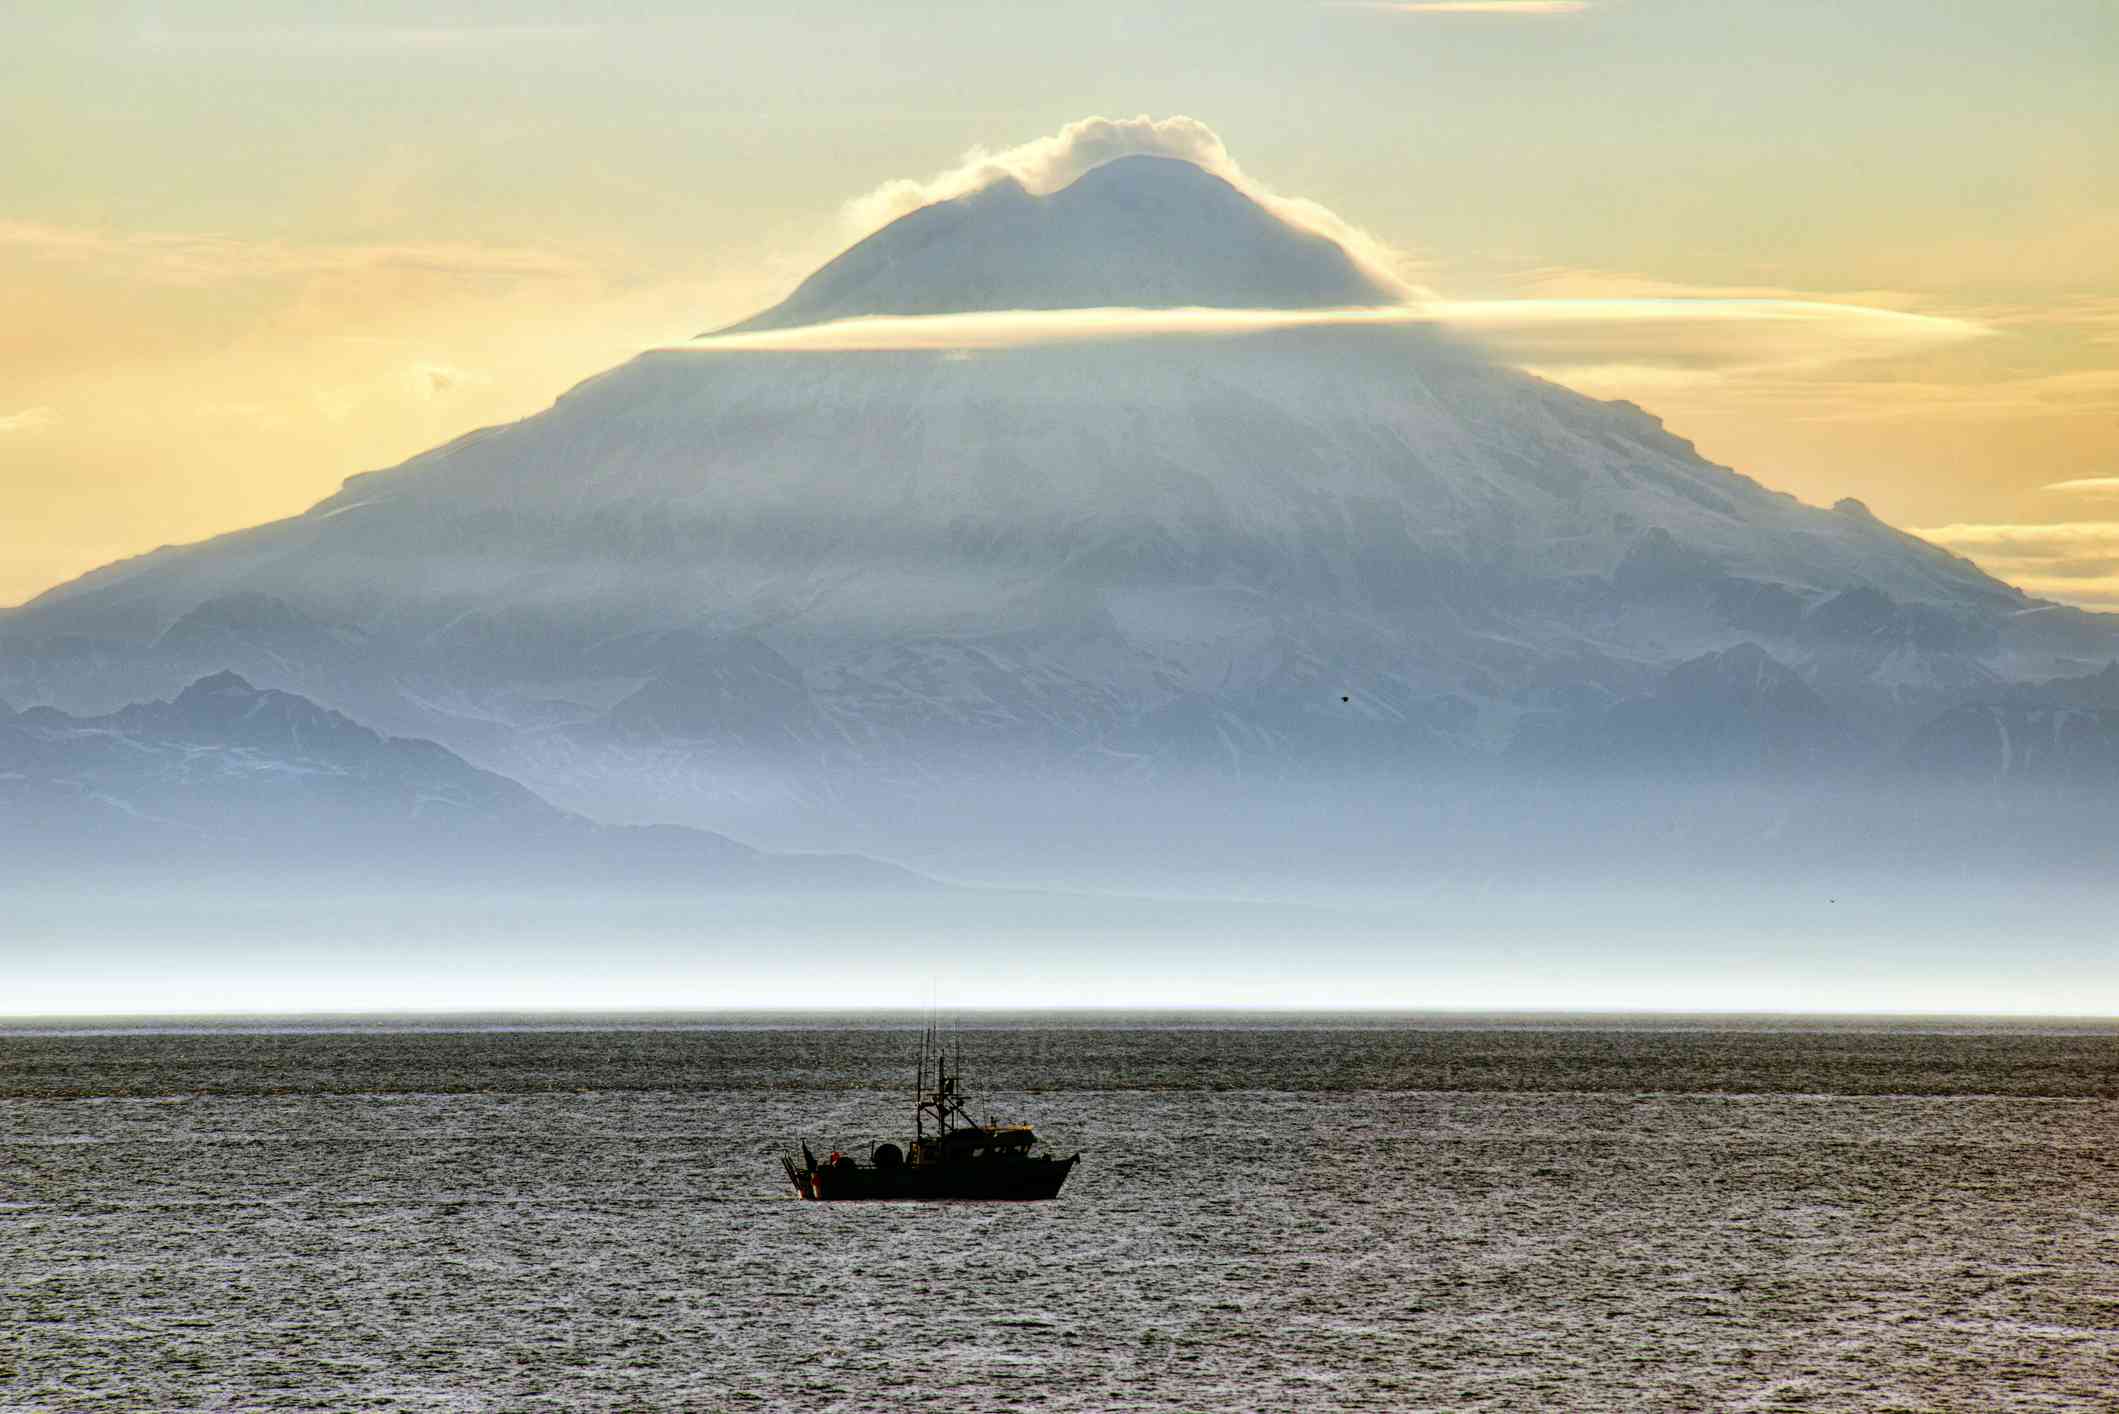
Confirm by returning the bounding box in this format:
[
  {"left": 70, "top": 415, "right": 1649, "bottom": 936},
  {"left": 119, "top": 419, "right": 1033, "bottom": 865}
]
[{"left": 5, "top": 1013, "right": 2117, "bottom": 1411}]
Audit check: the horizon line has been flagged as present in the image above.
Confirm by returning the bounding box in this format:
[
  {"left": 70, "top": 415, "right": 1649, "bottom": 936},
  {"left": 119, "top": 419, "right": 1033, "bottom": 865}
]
[{"left": 7, "top": 1004, "right": 2115, "bottom": 1025}]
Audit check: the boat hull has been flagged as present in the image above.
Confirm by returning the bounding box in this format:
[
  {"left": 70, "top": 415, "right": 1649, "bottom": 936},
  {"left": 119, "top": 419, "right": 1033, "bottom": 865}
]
[{"left": 786, "top": 1154, "right": 1078, "bottom": 1201}]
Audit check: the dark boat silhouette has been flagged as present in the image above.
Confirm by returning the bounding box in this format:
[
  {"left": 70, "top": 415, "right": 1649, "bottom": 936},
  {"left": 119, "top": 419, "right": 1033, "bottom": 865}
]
[{"left": 783, "top": 1028, "right": 1079, "bottom": 1201}]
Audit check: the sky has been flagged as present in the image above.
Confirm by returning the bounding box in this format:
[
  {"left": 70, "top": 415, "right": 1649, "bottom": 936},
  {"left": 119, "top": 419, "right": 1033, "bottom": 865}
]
[{"left": 2, "top": 0, "right": 2114, "bottom": 608}]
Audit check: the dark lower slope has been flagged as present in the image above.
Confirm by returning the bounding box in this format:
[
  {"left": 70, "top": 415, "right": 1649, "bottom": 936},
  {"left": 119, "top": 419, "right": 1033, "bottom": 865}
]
[
  {"left": 0, "top": 672, "right": 922, "bottom": 892},
  {"left": 1511, "top": 642, "right": 1862, "bottom": 779},
  {"left": 1902, "top": 703, "right": 2119, "bottom": 786}
]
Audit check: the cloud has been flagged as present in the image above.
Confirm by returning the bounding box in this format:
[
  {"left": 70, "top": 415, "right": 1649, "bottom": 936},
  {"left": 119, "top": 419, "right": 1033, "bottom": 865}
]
[
  {"left": 132, "top": 21, "right": 599, "bottom": 57},
  {"left": 1982, "top": 296, "right": 2119, "bottom": 347},
  {"left": 0, "top": 406, "right": 57, "bottom": 434},
  {"left": 685, "top": 306, "right": 1428, "bottom": 353},
  {"left": 1440, "top": 298, "right": 1987, "bottom": 374},
  {"left": 1908, "top": 521, "right": 2119, "bottom": 606},
  {"left": 1504, "top": 270, "right": 2107, "bottom": 426},
  {"left": 1911, "top": 522, "right": 2119, "bottom": 555},
  {"left": 1501, "top": 266, "right": 1928, "bottom": 310},
  {"left": 1664, "top": 366, "right": 2119, "bottom": 424},
  {"left": 682, "top": 298, "right": 1987, "bottom": 376},
  {"left": 840, "top": 115, "right": 1423, "bottom": 298},
  {"left": 0, "top": 221, "right": 589, "bottom": 290},
  {"left": 1335, "top": 2, "right": 1592, "bottom": 12},
  {"left": 2045, "top": 477, "right": 2119, "bottom": 497}
]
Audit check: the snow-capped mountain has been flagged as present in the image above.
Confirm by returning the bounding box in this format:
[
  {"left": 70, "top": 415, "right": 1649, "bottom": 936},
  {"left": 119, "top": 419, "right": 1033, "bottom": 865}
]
[{"left": 3, "top": 153, "right": 2114, "bottom": 875}]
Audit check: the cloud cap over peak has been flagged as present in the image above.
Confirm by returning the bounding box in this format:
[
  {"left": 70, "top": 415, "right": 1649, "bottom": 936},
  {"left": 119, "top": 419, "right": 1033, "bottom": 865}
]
[
  {"left": 835, "top": 115, "right": 1420, "bottom": 301},
  {"left": 843, "top": 116, "right": 1240, "bottom": 227},
  {"left": 723, "top": 126, "right": 1417, "bottom": 335}
]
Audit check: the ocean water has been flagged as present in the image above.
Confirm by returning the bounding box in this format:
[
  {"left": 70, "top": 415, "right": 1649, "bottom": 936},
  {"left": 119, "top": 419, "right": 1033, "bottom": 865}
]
[{"left": 4, "top": 1013, "right": 2117, "bottom": 1411}]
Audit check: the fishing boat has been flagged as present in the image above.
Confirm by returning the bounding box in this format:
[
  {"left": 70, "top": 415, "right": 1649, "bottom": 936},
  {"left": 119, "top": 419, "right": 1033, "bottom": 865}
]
[{"left": 782, "top": 1028, "right": 1079, "bottom": 1201}]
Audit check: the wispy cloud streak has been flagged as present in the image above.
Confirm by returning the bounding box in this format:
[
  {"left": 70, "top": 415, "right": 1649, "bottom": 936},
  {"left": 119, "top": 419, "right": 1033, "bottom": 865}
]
[
  {"left": 1440, "top": 298, "right": 1986, "bottom": 371},
  {"left": 0, "top": 221, "right": 590, "bottom": 288},
  {"left": 1914, "top": 522, "right": 2119, "bottom": 552},
  {"left": 0, "top": 406, "right": 58, "bottom": 434},
  {"left": 1500, "top": 266, "right": 1926, "bottom": 309},
  {"left": 133, "top": 21, "right": 600, "bottom": 57},
  {"left": 2045, "top": 477, "right": 2119, "bottom": 497},
  {"left": 1664, "top": 367, "right": 2119, "bottom": 424},
  {"left": 679, "top": 298, "right": 1987, "bottom": 375},
  {"left": 684, "top": 305, "right": 1431, "bottom": 352},
  {"left": 1909, "top": 520, "right": 2119, "bottom": 606},
  {"left": 1966, "top": 296, "right": 2119, "bottom": 345},
  {"left": 1334, "top": 2, "right": 1593, "bottom": 14}
]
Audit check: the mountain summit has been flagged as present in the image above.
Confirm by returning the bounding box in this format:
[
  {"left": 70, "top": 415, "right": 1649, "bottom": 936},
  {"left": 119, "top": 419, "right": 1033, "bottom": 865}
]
[{"left": 721, "top": 155, "right": 1402, "bottom": 333}]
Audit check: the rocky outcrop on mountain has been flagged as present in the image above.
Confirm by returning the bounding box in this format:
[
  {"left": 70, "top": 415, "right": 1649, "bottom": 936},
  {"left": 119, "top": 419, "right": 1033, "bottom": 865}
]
[
  {"left": 2010, "top": 660, "right": 2119, "bottom": 710},
  {"left": 1900, "top": 703, "right": 2119, "bottom": 786},
  {"left": 1513, "top": 642, "right": 1858, "bottom": 778},
  {"left": 604, "top": 634, "right": 820, "bottom": 746}
]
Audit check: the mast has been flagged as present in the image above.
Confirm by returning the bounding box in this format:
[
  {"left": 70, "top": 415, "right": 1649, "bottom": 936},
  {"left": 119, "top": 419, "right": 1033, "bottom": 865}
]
[
  {"left": 913, "top": 1019, "right": 973, "bottom": 1146},
  {"left": 916, "top": 1019, "right": 932, "bottom": 1143}
]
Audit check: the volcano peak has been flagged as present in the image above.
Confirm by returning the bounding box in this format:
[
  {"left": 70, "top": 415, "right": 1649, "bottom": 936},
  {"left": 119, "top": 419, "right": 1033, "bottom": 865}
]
[{"left": 720, "top": 156, "right": 1401, "bottom": 335}]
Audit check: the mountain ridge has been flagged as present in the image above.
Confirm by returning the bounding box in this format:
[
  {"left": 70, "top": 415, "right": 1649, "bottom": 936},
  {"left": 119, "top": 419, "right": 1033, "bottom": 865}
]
[{"left": 0, "top": 670, "right": 924, "bottom": 891}]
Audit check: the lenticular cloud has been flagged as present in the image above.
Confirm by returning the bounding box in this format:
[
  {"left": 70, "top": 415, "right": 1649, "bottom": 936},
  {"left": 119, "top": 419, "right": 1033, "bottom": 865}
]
[{"left": 684, "top": 300, "right": 1984, "bottom": 377}]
